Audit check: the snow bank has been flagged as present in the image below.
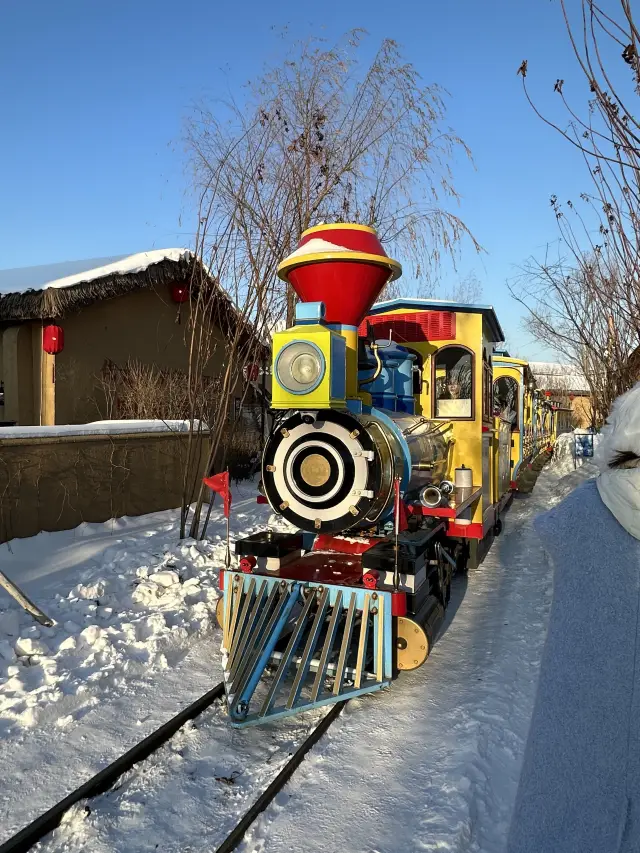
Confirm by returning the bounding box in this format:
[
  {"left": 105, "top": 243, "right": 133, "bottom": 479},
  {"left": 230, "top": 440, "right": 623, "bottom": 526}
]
[
  {"left": 0, "top": 420, "right": 204, "bottom": 440},
  {"left": 0, "top": 482, "right": 292, "bottom": 735},
  {"left": 550, "top": 431, "right": 601, "bottom": 477},
  {"left": 0, "top": 540, "right": 217, "bottom": 733}
]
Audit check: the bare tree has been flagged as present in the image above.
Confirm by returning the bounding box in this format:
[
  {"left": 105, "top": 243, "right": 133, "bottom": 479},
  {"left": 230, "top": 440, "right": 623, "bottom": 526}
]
[
  {"left": 515, "top": 0, "right": 640, "bottom": 417},
  {"left": 510, "top": 249, "right": 637, "bottom": 424},
  {"left": 188, "top": 31, "right": 481, "bottom": 325},
  {"left": 180, "top": 31, "right": 481, "bottom": 539},
  {"left": 445, "top": 270, "right": 483, "bottom": 305},
  {"left": 178, "top": 227, "right": 274, "bottom": 539}
]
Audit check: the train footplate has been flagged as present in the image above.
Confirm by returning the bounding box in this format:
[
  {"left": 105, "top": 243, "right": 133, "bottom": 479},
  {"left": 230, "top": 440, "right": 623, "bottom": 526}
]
[{"left": 221, "top": 573, "right": 393, "bottom": 726}]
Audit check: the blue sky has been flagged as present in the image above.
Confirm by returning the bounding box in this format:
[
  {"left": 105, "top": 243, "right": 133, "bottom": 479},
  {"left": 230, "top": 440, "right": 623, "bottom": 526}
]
[{"left": 0, "top": 0, "right": 598, "bottom": 357}]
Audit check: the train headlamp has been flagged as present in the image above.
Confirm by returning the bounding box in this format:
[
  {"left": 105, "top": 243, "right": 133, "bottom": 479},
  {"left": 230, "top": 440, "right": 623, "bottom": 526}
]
[{"left": 275, "top": 341, "right": 325, "bottom": 394}]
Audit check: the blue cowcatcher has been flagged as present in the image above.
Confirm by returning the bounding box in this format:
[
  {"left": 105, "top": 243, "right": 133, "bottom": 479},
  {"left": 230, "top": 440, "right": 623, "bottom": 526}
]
[{"left": 507, "top": 382, "right": 640, "bottom": 853}]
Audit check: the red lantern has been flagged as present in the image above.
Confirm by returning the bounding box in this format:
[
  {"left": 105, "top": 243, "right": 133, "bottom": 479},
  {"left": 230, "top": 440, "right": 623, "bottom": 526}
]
[
  {"left": 243, "top": 363, "right": 261, "bottom": 382},
  {"left": 569, "top": 393, "right": 575, "bottom": 402},
  {"left": 170, "top": 283, "right": 189, "bottom": 303},
  {"left": 43, "top": 325, "right": 64, "bottom": 355},
  {"left": 545, "top": 390, "right": 551, "bottom": 398}
]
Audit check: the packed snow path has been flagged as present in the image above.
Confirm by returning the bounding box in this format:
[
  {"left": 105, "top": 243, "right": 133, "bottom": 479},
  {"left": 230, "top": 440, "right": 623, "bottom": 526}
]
[
  {"left": 1, "top": 466, "right": 592, "bottom": 852},
  {"left": 243, "top": 467, "right": 595, "bottom": 853}
]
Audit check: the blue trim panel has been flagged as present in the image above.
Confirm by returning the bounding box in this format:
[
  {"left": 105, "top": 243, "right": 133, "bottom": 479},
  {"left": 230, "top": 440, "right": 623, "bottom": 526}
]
[
  {"left": 330, "top": 334, "right": 346, "bottom": 400},
  {"left": 295, "top": 301, "right": 326, "bottom": 324},
  {"left": 326, "top": 323, "right": 358, "bottom": 332}
]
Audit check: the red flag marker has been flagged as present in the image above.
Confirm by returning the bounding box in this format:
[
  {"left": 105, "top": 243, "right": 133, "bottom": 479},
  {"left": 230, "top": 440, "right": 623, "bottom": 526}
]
[
  {"left": 204, "top": 471, "right": 232, "bottom": 519},
  {"left": 204, "top": 470, "right": 232, "bottom": 567}
]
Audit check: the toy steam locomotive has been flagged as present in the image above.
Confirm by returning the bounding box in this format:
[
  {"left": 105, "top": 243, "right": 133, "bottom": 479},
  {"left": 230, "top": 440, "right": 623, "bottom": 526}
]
[{"left": 218, "top": 223, "right": 558, "bottom": 726}]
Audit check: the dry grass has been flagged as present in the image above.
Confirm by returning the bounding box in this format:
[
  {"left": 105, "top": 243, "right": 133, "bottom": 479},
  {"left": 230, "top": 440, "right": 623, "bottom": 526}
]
[
  {"left": 96, "top": 358, "right": 262, "bottom": 482},
  {"left": 97, "top": 358, "right": 221, "bottom": 422}
]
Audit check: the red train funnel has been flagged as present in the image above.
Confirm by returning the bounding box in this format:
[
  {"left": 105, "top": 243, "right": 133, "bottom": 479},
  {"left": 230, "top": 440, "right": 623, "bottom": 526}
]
[{"left": 278, "top": 223, "right": 402, "bottom": 327}]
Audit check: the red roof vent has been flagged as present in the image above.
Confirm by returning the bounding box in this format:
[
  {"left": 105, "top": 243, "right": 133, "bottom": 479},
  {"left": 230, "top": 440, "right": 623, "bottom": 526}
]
[{"left": 358, "top": 310, "right": 456, "bottom": 342}]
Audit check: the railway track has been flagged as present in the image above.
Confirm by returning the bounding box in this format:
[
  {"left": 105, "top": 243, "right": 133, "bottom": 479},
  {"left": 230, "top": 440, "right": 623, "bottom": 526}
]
[{"left": 0, "top": 681, "right": 346, "bottom": 853}]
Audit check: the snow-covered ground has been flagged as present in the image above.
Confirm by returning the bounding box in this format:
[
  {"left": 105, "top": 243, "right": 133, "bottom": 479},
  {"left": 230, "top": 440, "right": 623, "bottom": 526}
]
[
  {"left": 0, "top": 482, "right": 295, "bottom": 843},
  {"left": 1, "top": 456, "right": 595, "bottom": 852}
]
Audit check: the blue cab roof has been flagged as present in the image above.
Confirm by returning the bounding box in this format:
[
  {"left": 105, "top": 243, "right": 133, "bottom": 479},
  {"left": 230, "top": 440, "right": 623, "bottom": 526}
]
[{"left": 368, "top": 298, "right": 505, "bottom": 343}]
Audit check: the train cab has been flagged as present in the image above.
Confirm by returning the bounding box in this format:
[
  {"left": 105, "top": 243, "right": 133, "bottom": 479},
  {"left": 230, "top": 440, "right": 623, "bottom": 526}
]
[
  {"left": 492, "top": 354, "right": 537, "bottom": 488},
  {"left": 358, "top": 299, "right": 513, "bottom": 547}
]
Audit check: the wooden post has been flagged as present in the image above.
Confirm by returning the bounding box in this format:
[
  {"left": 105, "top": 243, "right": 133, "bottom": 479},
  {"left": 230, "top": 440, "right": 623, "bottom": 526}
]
[
  {"left": 40, "top": 349, "right": 56, "bottom": 426},
  {"left": 0, "top": 569, "right": 54, "bottom": 626}
]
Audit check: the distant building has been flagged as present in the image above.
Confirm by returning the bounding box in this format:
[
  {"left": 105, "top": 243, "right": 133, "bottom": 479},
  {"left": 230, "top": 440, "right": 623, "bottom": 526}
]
[
  {"left": 0, "top": 250, "right": 261, "bottom": 426},
  {"left": 529, "top": 361, "right": 592, "bottom": 428}
]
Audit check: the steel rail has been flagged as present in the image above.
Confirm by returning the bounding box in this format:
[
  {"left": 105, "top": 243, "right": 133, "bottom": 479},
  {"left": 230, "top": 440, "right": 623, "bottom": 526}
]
[
  {"left": 0, "top": 681, "right": 226, "bottom": 853},
  {"left": 1, "top": 689, "right": 347, "bottom": 853},
  {"left": 215, "top": 700, "right": 347, "bottom": 853}
]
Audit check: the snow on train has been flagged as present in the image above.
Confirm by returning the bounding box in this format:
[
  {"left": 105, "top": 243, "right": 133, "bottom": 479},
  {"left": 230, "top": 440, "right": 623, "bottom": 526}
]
[{"left": 217, "top": 223, "right": 559, "bottom": 727}]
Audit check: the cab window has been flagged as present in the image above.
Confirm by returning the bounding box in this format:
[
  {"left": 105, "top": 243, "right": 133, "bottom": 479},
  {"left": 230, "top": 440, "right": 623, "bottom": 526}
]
[
  {"left": 434, "top": 346, "right": 473, "bottom": 418},
  {"left": 482, "top": 350, "right": 492, "bottom": 421},
  {"left": 493, "top": 376, "right": 519, "bottom": 429}
]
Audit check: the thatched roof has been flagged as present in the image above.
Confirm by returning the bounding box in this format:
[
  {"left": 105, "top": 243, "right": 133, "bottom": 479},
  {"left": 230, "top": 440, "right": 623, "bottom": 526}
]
[{"left": 0, "top": 249, "right": 200, "bottom": 322}]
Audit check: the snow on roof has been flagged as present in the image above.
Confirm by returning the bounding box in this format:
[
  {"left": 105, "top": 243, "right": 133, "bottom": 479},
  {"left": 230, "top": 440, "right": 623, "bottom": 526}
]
[
  {"left": 0, "top": 248, "right": 199, "bottom": 323},
  {"left": 529, "top": 361, "right": 591, "bottom": 393},
  {"left": 0, "top": 420, "right": 206, "bottom": 440},
  {"left": 0, "top": 249, "right": 192, "bottom": 296},
  {"left": 0, "top": 256, "right": 129, "bottom": 295}
]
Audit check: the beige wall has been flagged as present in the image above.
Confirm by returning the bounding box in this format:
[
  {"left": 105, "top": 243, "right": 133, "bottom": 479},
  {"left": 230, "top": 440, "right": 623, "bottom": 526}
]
[
  {"left": 571, "top": 394, "right": 592, "bottom": 428},
  {"left": 0, "top": 429, "right": 210, "bottom": 544},
  {"left": 55, "top": 286, "right": 227, "bottom": 424},
  {"left": 17, "top": 323, "right": 34, "bottom": 424},
  {"left": 0, "top": 324, "right": 36, "bottom": 425},
  {"left": 0, "top": 285, "right": 257, "bottom": 426}
]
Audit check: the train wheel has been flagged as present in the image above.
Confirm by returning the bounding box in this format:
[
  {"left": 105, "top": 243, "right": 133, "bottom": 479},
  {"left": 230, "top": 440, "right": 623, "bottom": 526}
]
[
  {"left": 216, "top": 596, "right": 224, "bottom": 629},
  {"left": 395, "top": 617, "right": 429, "bottom": 671}
]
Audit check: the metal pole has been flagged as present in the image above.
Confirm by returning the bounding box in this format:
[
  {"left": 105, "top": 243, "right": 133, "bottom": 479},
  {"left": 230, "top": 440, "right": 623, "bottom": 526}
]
[
  {"left": 260, "top": 362, "right": 267, "bottom": 453},
  {"left": 393, "top": 475, "right": 401, "bottom": 591},
  {"left": 224, "top": 467, "right": 232, "bottom": 569}
]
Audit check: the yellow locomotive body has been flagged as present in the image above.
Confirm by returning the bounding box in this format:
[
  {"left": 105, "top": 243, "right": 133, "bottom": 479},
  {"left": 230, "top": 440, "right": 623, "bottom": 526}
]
[{"left": 219, "top": 224, "right": 559, "bottom": 727}]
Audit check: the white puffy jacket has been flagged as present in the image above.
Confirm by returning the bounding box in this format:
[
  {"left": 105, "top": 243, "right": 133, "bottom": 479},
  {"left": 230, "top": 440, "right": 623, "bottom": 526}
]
[{"left": 595, "top": 381, "right": 640, "bottom": 541}]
